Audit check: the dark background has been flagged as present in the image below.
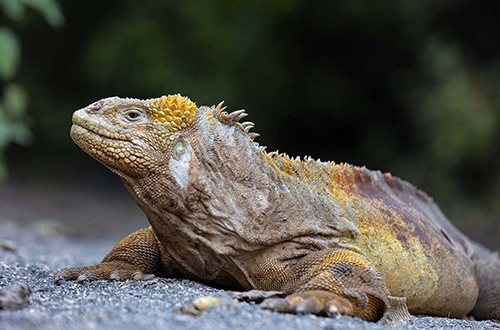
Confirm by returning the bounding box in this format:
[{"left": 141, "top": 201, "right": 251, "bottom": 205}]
[{"left": 1, "top": 0, "right": 499, "bottom": 249}]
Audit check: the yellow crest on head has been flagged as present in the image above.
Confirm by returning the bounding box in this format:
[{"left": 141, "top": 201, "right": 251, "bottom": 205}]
[{"left": 149, "top": 94, "right": 198, "bottom": 132}]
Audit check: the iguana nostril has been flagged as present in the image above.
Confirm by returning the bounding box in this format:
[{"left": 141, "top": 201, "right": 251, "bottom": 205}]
[{"left": 89, "top": 102, "right": 101, "bottom": 111}]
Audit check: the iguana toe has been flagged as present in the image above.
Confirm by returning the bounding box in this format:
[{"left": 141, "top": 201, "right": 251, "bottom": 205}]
[
  {"left": 261, "top": 290, "right": 354, "bottom": 317},
  {"left": 109, "top": 270, "right": 122, "bottom": 281},
  {"left": 260, "top": 297, "right": 291, "bottom": 312},
  {"left": 131, "top": 272, "right": 156, "bottom": 281},
  {"left": 76, "top": 274, "right": 89, "bottom": 285}
]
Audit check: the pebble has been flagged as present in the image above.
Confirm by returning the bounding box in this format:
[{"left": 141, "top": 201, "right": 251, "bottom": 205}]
[
  {"left": 0, "top": 283, "right": 32, "bottom": 310},
  {"left": 0, "top": 239, "right": 19, "bottom": 253}
]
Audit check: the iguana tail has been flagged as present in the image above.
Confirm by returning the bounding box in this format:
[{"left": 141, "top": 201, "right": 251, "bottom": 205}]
[{"left": 470, "top": 241, "right": 500, "bottom": 320}]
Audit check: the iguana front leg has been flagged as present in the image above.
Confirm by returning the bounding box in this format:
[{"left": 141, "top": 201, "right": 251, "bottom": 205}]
[
  {"left": 241, "top": 249, "right": 410, "bottom": 325},
  {"left": 54, "top": 227, "right": 161, "bottom": 282}
]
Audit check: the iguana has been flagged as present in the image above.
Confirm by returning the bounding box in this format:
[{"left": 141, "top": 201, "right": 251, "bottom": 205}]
[{"left": 55, "top": 94, "right": 500, "bottom": 325}]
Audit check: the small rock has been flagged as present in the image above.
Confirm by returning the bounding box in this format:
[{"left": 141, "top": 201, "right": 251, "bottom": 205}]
[
  {"left": 0, "top": 283, "right": 32, "bottom": 310},
  {"left": 0, "top": 239, "right": 18, "bottom": 253},
  {"left": 176, "top": 295, "right": 224, "bottom": 316},
  {"left": 192, "top": 295, "right": 223, "bottom": 311}
]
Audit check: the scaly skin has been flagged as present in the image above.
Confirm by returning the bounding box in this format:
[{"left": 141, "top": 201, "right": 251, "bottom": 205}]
[{"left": 55, "top": 94, "right": 500, "bottom": 325}]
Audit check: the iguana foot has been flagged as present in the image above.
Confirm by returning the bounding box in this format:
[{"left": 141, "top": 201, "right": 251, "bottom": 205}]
[
  {"left": 54, "top": 260, "right": 155, "bottom": 284},
  {"left": 55, "top": 227, "right": 161, "bottom": 284},
  {"left": 242, "top": 249, "right": 409, "bottom": 324},
  {"left": 260, "top": 290, "right": 354, "bottom": 317}
]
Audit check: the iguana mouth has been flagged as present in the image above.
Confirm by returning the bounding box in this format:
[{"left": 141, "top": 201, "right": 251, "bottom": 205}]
[{"left": 72, "top": 118, "right": 128, "bottom": 142}]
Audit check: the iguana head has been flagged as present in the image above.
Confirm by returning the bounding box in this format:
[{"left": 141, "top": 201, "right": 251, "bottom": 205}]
[{"left": 70, "top": 94, "right": 201, "bottom": 177}]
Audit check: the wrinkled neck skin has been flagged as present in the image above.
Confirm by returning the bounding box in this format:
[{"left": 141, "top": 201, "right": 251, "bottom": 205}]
[{"left": 120, "top": 107, "right": 359, "bottom": 280}]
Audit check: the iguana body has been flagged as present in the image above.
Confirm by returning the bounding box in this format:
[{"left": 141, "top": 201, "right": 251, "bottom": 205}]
[{"left": 56, "top": 94, "right": 500, "bottom": 324}]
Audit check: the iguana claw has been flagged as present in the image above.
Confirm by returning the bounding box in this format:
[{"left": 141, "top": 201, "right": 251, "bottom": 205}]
[{"left": 232, "top": 290, "right": 285, "bottom": 302}]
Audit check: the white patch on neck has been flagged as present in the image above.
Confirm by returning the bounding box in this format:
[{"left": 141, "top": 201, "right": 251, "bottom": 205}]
[{"left": 169, "top": 143, "right": 192, "bottom": 188}]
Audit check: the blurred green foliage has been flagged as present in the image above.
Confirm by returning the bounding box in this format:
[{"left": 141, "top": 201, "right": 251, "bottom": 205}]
[
  {"left": 3, "top": 0, "right": 500, "bottom": 218},
  {"left": 0, "top": 0, "right": 63, "bottom": 180}
]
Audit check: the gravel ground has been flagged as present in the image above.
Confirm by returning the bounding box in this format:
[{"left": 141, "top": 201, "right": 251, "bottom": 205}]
[{"left": 0, "top": 221, "right": 499, "bottom": 330}]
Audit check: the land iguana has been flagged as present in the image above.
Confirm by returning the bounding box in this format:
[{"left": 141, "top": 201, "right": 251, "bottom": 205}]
[{"left": 55, "top": 94, "right": 500, "bottom": 325}]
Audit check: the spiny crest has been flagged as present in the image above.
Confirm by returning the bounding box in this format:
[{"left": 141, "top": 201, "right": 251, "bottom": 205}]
[
  {"left": 212, "top": 101, "right": 261, "bottom": 141},
  {"left": 149, "top": 94, "right": 198, "bottom": 132},
  {"left": 264, "top": 150, "right": 336, "bottom": 183},
  {"left": 266, "top": 151, "right": 308, "bottom": 176}
]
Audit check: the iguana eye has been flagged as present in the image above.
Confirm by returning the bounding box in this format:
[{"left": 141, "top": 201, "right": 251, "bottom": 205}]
[
  {"left": 128, "top": 112, "right": 139, "bottom": 119},
  {"left": 121, "top": 108, "right": 144, "bottom": 122}
]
